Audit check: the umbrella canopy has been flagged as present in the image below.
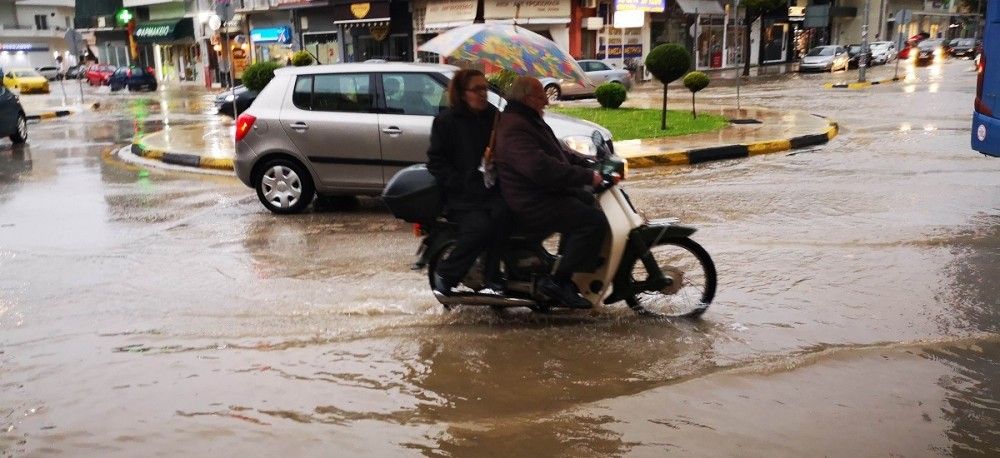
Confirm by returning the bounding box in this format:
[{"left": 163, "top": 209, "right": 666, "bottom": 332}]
[{"left": 418, "top": 23, "right": 590, "bottom": 85}]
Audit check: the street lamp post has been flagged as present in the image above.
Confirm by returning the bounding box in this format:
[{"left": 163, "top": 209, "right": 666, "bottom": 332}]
[{"left": 858, "top": 0, "right": 871, "bottom": 82}]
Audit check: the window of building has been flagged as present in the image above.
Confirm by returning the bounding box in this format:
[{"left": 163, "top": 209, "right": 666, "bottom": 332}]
[{"left": 34, "top": 14, "right": 48, "bottom": 30}]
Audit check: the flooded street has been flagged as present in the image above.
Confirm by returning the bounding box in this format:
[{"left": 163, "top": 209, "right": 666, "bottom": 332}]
[{"left": 1, "top": 60, "right": 998, "bottom": 456}]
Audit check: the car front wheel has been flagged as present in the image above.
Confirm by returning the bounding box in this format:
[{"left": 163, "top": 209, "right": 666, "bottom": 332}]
[
  {"left": 545, "top": 84, "right": 561, "bottom": 102},
  {"left": 10, "top": 113, "right": 27, "bottom": 144},
  {"left": 253, "top": 158, "right": 315, "bottom": 214}
]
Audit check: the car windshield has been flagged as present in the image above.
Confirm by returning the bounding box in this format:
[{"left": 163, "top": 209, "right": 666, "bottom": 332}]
[
  {"left": 957, "top": 38, "right": 975, "bottom": 46},
  {"left": 848, "top": 45, "right": 862, "bottom": 53},
  {"left": 13, "top": 70, "right": 40, "bottom": 77},
  {"left": 918, "top": 40, "right": 942, "bottom": 50},
  {"left": 807, "top": 47, "right": 835, "bottom": 57}
]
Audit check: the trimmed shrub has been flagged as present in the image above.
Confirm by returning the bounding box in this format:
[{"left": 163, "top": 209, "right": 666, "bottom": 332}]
[
  {"left": 486, "top": 69, "right": 517, "bottom": 96},
  {"left": 241, "top": 61, "right": 281, "bottom": 92},
  {"left": 595, "top": 82, "right": 627, "bottom": 108},
  {"left": 645, "top": 43, "right": 692, "bottom": 129},
  {"left": 290, "top": 50, "right": 314, "bottom": 67},
  {"left": 682, "top": 71, "right": 710, "bottom": 118}
]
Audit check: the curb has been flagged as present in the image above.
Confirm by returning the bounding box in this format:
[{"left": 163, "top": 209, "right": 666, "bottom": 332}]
[
  {"left": 626, "top": 117, "right": 839, "bottom": 168},
  {"left": 25, "top": 109, "right": 72, "bottom": 121},
  {"left": 824, "top": 77, "right": 902, "bottom": 89},
  {"left": 130, "top": 143, "right": 234, "bottom": 171}
]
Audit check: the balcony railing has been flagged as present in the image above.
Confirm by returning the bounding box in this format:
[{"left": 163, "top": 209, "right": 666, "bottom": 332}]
[{"left": 0, "top": 24, "right": 68, "bottom": 38}]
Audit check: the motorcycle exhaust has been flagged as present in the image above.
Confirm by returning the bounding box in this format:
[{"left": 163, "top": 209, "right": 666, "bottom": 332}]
[{"left": 433, "top": 291, "right": 539, "bottom": 308}]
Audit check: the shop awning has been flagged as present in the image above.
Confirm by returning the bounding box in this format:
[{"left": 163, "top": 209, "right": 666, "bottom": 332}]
[
  {"left": 674, "top": 0, "right": 725, "bottom": 16},
  {"left": 133, "top": 18, "right": 194, "bottom": 44}
]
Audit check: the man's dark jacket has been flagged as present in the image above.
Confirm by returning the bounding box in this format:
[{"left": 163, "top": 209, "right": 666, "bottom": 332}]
[
  {"left": 426, "top": 105, "right": 499, "bottom": 211},
  {"left": 494, "top": 101, "right": 594, "bottom": 229}
]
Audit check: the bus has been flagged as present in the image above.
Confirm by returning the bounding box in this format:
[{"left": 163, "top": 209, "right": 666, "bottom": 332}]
[{"left": 972, "top": 0, "right": 999, "bottom": 157}]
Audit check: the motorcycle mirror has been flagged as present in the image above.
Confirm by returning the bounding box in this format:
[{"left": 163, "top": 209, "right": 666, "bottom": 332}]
[{"left": 592, "top": 130, "right": 609, "bottom": 160}]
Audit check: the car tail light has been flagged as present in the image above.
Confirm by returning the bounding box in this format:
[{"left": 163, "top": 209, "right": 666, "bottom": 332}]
[
  {"left": 127, "top": 68, "right": 132, "bottom": 77},
  {"left": 413, "top": 223, "right": 423, "bottom": 237},
  {"left": 235, "top": 113, "right": 256, "bottom": 142},
  {"left": 147, "top": 67, "right": 154, "bottom": 76},
  {"left": 975, "top": 54, "right": 992, "bottom": 116}
]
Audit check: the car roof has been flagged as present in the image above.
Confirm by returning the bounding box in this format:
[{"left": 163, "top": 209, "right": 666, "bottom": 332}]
[{"left": 275, "top": 62, "right": 458, "bottom": 76}]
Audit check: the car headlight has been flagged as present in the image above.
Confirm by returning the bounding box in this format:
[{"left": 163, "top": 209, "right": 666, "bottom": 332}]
[
  {"left": 563, "top": 135, "right": 597, "bottom": 156},
  {"left": 224, "top": 94, "right": 235, "bottom": 102}
]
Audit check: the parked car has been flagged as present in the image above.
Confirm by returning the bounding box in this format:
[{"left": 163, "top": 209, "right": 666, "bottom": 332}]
[
  {"left": 846, "top": 44, "right": 874, "bottom": 68},
  {"left": 3, "top": 68, "right": 50, "bottom": 94},
  {"left": 108, "top": 65, "right": 157, "bottom": 92},
  {"left": 84, "top": 64, "right": 117, "bottom": 86},
  {"left": 949, "top": 38, "right": 979, "bottom": 58},
  {"left": 234, "top": 62, "right": 615, "bottom": 213},
  {"left": 65, "top": 64, "right": 86, "bottom": 80},
  {"left": 869, "top": 41, "right": 896, "bottom": 64},
  {"left": 914, "top": 39, "right": 945, "bottom": 66},
  {"left": 540, "top": 59, "right": 633, "bottom": 101},
  {"left": 799, "top": 45, "right": 850, "bottom": 72},
  {"left": 0, "top": 85, "right": 27, "bottom": 144},
  {"left": 36, "top": 66, "right": 60, "bottom": 80},
  {"left": 215, "top": 85, "right": 258, "bottom": 117}
]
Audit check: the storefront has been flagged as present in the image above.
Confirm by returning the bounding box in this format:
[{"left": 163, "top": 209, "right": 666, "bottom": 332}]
[
  {"left": 133, "top": 18, "right": 198, "bottom": 82},
  {"left": 299, "top": 6, "right": 341, "bottom": 64},
  {"left": 331, "top": 1, "right": 412, "bottom": 62},
  {"left": 250, "top": 25, "right": 295, "bottom": 63}
]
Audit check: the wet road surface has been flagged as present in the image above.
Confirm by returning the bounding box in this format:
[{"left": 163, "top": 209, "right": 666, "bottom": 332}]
[{"left": 1, "top": 60, "right": 998, "bottom": 456}]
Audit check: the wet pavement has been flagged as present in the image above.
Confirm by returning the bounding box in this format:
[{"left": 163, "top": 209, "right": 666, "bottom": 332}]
[{"left": 1, "top": 60, "right": 999, "bottom": 456}]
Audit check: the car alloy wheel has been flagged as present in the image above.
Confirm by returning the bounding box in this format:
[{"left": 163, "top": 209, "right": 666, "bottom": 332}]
[
  {"left": 10, "top": 114, "right": 27, "bottom": 144},
  {"left": 545, "top": 84, "right": 561, "bottom": 102},
  {"left": 254, "top": 158, "right": 315, "bottom": 214}
]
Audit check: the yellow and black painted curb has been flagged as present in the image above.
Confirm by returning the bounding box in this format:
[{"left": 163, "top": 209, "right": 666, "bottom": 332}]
[
  {"left": 627, "top": 117, "right": 839, "bottom": 168},
  {"left": 823, "top": 77, "right": 902, "bottom": 89},
  {"left": 131, "top": 143, "right": 235, "bottom": 171},
  {"left": 25, "top": 110, "right": 72, "bottom": 121}
]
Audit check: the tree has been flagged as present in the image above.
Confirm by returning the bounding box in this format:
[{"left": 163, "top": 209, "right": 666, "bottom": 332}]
[
  {"left": 595, "top": 83, "right": 627, "bottom": 108},
  {"left": 290, "top": 50, "right": 314, "bottom": 66},
  {"left": 242, "top": 61, "right": 281, "bottom": 92},
  {"left": 645, "top": 43, "right": 691, "bottom": 130},
  {"left": 741, "top": 0, "right": 787, "bottom": 77},
  {"left": 683, "top": 71, "right": 710, "bottom": 118}
]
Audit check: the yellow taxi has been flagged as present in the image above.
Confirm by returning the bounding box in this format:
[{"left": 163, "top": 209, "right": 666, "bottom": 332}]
[{"left": 3, "top": 68, "right": 50, "bottom": 94}]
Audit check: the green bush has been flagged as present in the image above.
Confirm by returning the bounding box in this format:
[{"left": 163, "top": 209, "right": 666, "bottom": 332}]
[
  {"left": 290, "top": 50, "right": 314, "bottom": 67},
  {"left": 644, "top": 43, "right": 692, "bottom": 130},
  {"left": 595, "top": 82, "right": 627, "bottom": 108},
  {"left": 241, "top": 61, "right": 281, "bottom": 92},
  {"left": 683, "top": 71, "right": 710, "bottom": 118},
  {"left": 486, "top": 70, "right": 517, "bottom": 96}
]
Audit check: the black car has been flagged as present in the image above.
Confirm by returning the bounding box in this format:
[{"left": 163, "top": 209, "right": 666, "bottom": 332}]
[
  {"left": 215, "top": 85, "right": 257, "bottom": 118},
  {"left": 0, "top": 85, "right": 27, "bottom": 145},
  {"left": 949, "top": 38, "right": 979, "bottom": 58},
  {"left": 846, "top": 44, "right": 874, "bottom": 68},
  {"left": 108, "top": 65, "right": 158, "bottom": 92},
  {"left": 915, "top": 39, "right": 945, "bottom": 66},
  {"left": 65, "top": 64, "right": 85, "bottom": 79}
]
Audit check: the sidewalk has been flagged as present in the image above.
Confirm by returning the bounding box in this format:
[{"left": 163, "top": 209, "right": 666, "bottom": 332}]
[{"left": 123, "top": 104, "right": 837, "bottom": 172}]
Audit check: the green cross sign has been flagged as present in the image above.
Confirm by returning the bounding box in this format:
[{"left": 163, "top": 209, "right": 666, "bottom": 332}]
[{"left": 116, "top": 8, "right": 133, "bottom": 26}]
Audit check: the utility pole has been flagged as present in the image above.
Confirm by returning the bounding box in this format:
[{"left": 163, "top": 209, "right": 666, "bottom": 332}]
[{"left": 858, "top": 0, "right": 872, "bottom": 82}]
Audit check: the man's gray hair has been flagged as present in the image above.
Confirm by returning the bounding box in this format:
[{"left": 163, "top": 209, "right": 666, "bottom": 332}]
[{"left": 507, "top": 76, "right": 538, "bottom": 103}]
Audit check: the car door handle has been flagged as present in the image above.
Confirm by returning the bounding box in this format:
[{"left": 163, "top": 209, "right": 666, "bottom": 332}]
[
  {"left": 382, "top": 126, "right": 402, "bottom": 135},
  {"left": 289, "top": 122, "right": 308, "bottom": 132}
]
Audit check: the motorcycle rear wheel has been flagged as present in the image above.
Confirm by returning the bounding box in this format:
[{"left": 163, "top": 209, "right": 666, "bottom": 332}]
[{"left": 624, "top": 237, "right": 716, "bottom": 318}]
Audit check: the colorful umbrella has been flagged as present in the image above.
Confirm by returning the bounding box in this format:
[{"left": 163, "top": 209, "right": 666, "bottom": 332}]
[{"left": 418, "top": 23, "right": 590, "bottom": 85}]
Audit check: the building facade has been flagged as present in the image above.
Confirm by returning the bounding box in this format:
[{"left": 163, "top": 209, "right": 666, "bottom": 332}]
[{"left": 1, "top": 0, "right": 76, "bottom": 69}]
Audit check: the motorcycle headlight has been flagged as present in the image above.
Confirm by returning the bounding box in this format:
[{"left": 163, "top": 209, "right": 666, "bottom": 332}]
[
  {"left": 563, "top": 135, "right": 597, "bottom": 156},
  {"left": 224, "top": 94, "right": 235, "bottom": 102}
]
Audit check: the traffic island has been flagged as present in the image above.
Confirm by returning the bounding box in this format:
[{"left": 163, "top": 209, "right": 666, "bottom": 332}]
[{"left": 824, "top": 76, "right": 903, "bottom": 89}]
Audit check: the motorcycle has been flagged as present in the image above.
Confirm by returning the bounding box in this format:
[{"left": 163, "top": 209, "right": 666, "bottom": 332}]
[{"left": 382, "top": 131, "right": 717, "bottom": 317}]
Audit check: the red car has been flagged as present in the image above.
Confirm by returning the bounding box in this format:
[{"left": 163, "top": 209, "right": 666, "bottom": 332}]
[{"left": 84, "top": 64, "right": 117, "bottom": 86}]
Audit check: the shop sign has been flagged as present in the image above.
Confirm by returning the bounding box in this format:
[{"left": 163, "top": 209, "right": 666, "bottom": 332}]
[
  {"left": 426, "top": 0, "right": 476, "bottom": 26},
  {"left": 251, "top": 26, "right": 293, "bottom": 44},
  {"left": 135, "top": 25, "right": 172, "bottom": 39},
  {"left": 485, "top": 0, "right": 570, "bottom": 20},
  {"left": 0, "top": 43, "right": 48, "bottom": 52},
  {"left": 613, "top": 10, "right": 644, "bottom": 28},
  {"left": 614, "top": 0, "right": 664, "bottom": 13},
  {"left": 598, "top": 44, "right": 644, "bottom": 58},
  {"left": 232, "top": 46, "right": 249, "bottom": 78},
  {"left": 351, "top": 3, "right": 372, "bottom": 19}
]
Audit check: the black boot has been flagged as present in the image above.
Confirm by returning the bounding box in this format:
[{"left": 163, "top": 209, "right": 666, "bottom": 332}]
[
  {"left": 433, "top": 273, "right": 456, "bottom": 296},
  {"left": 536, "top": 276, "right": 592, "bottom": 309}
]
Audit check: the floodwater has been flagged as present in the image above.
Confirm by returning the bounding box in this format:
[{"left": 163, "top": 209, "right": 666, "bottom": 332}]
[{"left": 1, "top": 60, "right": 998, "bottom": 456}]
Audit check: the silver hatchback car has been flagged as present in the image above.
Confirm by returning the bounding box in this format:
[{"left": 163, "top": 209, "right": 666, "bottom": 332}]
[{"left": 235, "top": 62, "right": 614, "bottom": 214}]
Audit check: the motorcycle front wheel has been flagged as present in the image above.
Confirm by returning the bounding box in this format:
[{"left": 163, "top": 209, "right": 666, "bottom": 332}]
[{"left": 624, "top": 237, "right": 717, "bottom": 318}]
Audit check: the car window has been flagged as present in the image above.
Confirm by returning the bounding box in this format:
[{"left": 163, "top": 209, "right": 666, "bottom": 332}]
[
  {"left": 807, "top": 47, "right": 835, "bottom": 56},
  {"left": 311, "top": 73, "right": 372, "bottom": 113},
  {"left": 13, "top": 70, "right": 40, "bottom": 77},
  {"left": 131, "top": 67, "right": 145, "bottom": 76},
  {"left": 113, "top": 68, "right": 126, "bottom": 76},
  {"left": 592, "top": 61, "right": 610, "bottom": 71},
  {"left": 381, "top": 73, "right": 446, "bottom": 116},
  {"left": 292, "top": 75, "right": 313, "bottom": 109},
  {"left": 581, "top": 62, "right": 595, "bottom": 72}
]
